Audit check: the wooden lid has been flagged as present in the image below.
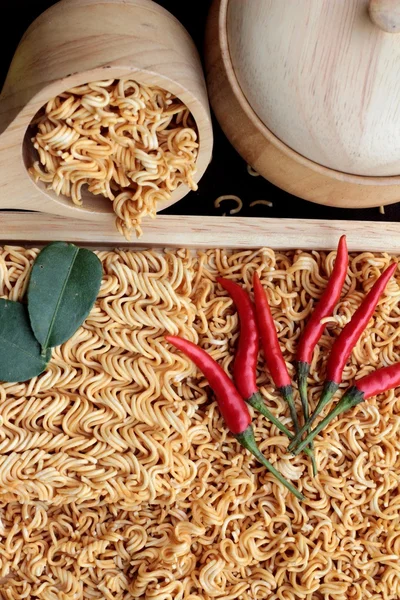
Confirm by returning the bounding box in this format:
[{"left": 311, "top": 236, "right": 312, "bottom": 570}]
[{"left": 226, "top": 0, "right": 400, "bottom": 176}]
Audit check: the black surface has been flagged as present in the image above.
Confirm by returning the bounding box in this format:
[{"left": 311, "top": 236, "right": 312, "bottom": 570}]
[{"left": 3, "top": 0, "right": 399, "bottom": 224}]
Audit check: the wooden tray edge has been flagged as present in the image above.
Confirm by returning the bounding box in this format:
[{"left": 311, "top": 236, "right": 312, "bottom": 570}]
[{"left": 0, "top": 212, "right": 398, "bottom": 252}]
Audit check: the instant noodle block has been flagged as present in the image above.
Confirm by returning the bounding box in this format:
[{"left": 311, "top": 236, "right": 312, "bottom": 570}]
[
  {"left": 0, "top": 237, "right": 400, "bottom": 598},
  {"left": 0, "top": 0, "right": 213, "bottom": 227}
]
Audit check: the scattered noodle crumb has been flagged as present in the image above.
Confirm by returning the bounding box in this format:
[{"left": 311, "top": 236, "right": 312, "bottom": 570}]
[
  {"left": 0, "top": 245, "right": 399, "bottom": 598},
  {"left": 250, "top": 199, "right": 273, "bottom": 208},
  {"left": 379, "top": 205, "right": 385, "bottom": 214},
  {"left": 247, "top": 164, "right": 260, "bottom": 176},
  {"left": 214, "top": 194, "right": 243, "bottom": 214},
  {"left": 28, "top": 78, "right": 199, "bottom": 239}
]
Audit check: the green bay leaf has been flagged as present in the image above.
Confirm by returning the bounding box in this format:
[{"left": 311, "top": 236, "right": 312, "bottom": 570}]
[
  {"left": 27, "top": 242, "right": 103, "bottom": 351},
  {"left": 0, "top": 300, "right": 50, "bottom": 382}
]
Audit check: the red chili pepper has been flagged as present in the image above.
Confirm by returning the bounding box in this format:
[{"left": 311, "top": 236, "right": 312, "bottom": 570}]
[
  {"left": 356, "top": 362, "right": 400, "bottom": 399},
  {"left": 295, "top": 236, "right": 348, "bottom": 474},
  {"left": 253, "top": 272, "right": 299, "bottom": 432},
  {"left": 166, "top": 335, "right": 304, "bottom": 500},
  {"left": 166, "top": 335, "right": 250, "bottom": 434},
  {"left": 217, "top": 277, "right": 258, "bottom": 401},
  {"left": 294, "top": 362, "right": 400, "bottom": 455},
  {"left": 289, "top": 262, "right": 397, "bottom": 452},
  {"left": 326, "top": 263, "right": 396, "bottom": 384},
  {"left": 296, "top": 236, "right": 348, "bottom": 418}
]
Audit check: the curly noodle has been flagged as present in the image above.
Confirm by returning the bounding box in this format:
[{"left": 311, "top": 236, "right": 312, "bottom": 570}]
[
  {"left": 28, "top": 79, "right": 198, "bottom": 239},
  {"left": 0, "top": 245, "right": 399, "bottom": 599}
]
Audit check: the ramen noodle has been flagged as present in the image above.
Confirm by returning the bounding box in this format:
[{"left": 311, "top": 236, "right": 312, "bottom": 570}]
[
  {"left": 0, "top": 245, "right": 399, "bottom": 599},
  {"left": 214, "top": 194, "right": 243, "bottom": 215},
  {"left": 250, "top": 199, "right": 273, "bottom": 208},
  {"left": 28, "top": 79, "right": 199, "bottom": 239},
  {"left": 247, "top": 164, "right": 260, "bottom": 176}
]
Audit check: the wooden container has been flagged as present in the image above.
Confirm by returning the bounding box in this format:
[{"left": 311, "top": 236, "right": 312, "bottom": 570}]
[
  {"left": 205, "top": 0, "right": 400, "bottom": 209},
  {"left": 0, "top": 0, "right": 213, "bottom": 222}
]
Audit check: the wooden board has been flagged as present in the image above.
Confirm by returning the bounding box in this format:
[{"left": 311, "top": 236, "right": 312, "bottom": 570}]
[{"left": 1, "top": 212, "right": 400, "bottom": 253}]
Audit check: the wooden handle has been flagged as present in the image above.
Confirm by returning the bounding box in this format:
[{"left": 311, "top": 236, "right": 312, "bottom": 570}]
[{"left": 369, "top": 0, "right": 400, "bottom": 33}]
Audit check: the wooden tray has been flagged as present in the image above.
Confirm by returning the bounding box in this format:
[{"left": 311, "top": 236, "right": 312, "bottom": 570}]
[{"left": 1, "top": 212, "right": 400, "bottom": 252}]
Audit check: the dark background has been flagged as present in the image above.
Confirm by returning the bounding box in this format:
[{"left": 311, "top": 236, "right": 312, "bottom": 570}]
[{"left": 2, "top": 0, "right": 399, "bottom": 224}]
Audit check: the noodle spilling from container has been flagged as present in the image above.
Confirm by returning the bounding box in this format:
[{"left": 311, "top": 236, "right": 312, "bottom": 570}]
[
  {"left": 0, "top": 245, "right": 399, "bottom": 599},
  {"left": 28, "top": 79, "right": 199, "bottom": 238}
]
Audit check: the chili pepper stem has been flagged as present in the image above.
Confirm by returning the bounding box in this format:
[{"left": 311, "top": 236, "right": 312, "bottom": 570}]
[
  {"left": 297, "top": 362, "right": 317, "bottom": 476},
  {"left": 293, "top": 387, "right": 364, "bottom": 455},
  {"left": 235, "top": 426, "right": 305, "bottom": 500},
  {"left": 310, "top": 453, "right": 318, "bottom": 477},
  {"left": 247, "top": 392, "right": 314, "bottom": 460},
  {"left": 288, "top": 380, "right": 339, "bottom": 452},
  {"left": 279, "top": 385, "right": 299, "bottom": 433},
  {"left": 247, "top": 392, "right": 292, "bottom": 437},
  {"left": 297, "top": 362, "right": 310, "bottom": 422}
]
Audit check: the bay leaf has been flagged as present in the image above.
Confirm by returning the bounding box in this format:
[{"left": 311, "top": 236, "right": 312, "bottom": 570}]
[
  {"left": 28, "top": 242, "right": 103, "bottom": 351},
  {"left": 0, "top": 299, "right": 51, "bottom": 382}
]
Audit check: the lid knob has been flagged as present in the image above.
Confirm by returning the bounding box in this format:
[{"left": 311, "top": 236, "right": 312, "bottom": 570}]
[{"left": 369, "top": 0, "right": 400, "bottom": 33}]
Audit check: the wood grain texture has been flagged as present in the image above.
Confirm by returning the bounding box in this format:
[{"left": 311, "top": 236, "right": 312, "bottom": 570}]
[
  {"left": 369, "top": 0, "right": 400, "bottom": 32},
  {"left": 227, "top": 0, "right": 400, "bottom": 177},
  {"left": 205, "top": 0, "right": 400, "bottom": 209},
  {"left": 1, "top": 212, "right": 400, "bottom": 253},
  {"left": 0, "top": 0, "right": 213, "bottom": 220}
]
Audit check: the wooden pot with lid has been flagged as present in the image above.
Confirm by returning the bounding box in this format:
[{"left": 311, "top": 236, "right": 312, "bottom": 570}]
[{"left": 206, "top": 0, "right": 400, "bottom": 208}]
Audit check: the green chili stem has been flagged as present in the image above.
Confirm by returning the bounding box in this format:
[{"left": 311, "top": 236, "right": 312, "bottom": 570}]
[
  {"left": 236, "top": 426, "right": 304, "bottom": 500},
  {"left": 297, "top": 363, "right": 310, "bottom": 424},
  {"left": 247, "top": 392, "right": 292, "bottom": 437},
  {"left": 280, "top": 385, "right": 299, "bottom": 433},
  {"left": 247, "top": 392, "right": 314, "bottom": 462},
  {"left": 297, "top": 363, "right": 317, "bottom": 476},
  {"left": 292, "top": 389, "right": 364, "bottom": 456},
  {"left": 288, "top": 380, "right": 339, "bottom": 452}
]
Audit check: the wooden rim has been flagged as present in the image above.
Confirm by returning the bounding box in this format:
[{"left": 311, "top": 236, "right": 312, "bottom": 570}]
[
  {"left": 218, "top": 0, "right": 400, "bottom": 186},
  {"left": 2, "top": 212, "right": 400, "bottom": 252}
]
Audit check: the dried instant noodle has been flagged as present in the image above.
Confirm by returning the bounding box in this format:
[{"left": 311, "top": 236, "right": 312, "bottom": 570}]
[
  {"left": 0, "top": 245, "right": 399, "bottom": 599},
  {"left": 28, "top": 79, "right": 199, "bottom": 239}
]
